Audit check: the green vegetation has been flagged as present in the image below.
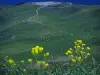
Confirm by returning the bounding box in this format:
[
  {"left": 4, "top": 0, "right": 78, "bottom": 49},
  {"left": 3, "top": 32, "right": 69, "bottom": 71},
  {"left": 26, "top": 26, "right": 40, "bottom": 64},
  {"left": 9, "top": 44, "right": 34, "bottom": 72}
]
[
  {"left": 0, "top": 40, "right": 100, "bottom": 75},
  {"left": 0, "top": 4, "right": 100, "bottom": 62},
  {"left": 0, "top": 3, "right": 100, "bottom": 75}
]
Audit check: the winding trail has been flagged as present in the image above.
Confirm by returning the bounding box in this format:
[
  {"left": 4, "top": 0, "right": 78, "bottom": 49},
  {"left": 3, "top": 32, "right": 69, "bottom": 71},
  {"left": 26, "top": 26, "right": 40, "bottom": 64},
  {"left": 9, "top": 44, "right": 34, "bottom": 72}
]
[
  {"left": 0, "top": 6, "right": 46, "bottom": 32},
  {"left": 28, "top": 6, "right": 46, "bottom": 21}
]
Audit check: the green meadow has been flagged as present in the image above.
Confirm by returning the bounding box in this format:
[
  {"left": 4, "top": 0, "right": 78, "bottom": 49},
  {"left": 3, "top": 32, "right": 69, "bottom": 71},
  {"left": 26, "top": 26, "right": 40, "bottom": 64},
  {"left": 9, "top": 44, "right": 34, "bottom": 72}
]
[{"left": 0, "top": 3, "right": 100, "bottom": 64}]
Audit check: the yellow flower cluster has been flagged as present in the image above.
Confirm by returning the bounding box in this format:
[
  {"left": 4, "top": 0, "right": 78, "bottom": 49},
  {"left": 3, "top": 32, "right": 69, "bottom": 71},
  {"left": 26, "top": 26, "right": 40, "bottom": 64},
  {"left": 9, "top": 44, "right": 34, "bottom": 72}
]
[
  {"left": 31, "top": 46, "right": 43, "bottom": 55},
  {"left": 8, "top": 58, "right": 16, "bottom": 66},
  {"left": 37, "top": 61, "right": 49, "bottom": 68},
  {"left": 44, "top": 52, "right": 50, "bottom": 57},
  {"left": 31, "top": 46, "right": 50, "bottom": 69},
  {"left": 65, "top": 48, "right": 72, "bottom": 55},
  {"left": 28, "top": 59, "right": 32, "bottom": 63},
  {"left": 65, "top": 40, "right": 91, "bottom": 63}
]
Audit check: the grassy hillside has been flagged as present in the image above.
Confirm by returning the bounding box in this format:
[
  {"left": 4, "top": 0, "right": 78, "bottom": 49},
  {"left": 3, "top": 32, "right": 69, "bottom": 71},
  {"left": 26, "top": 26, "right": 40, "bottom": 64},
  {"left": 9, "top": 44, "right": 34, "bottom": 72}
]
[{"left": 0, "top": 3, "right": 100, "bottom": 63}]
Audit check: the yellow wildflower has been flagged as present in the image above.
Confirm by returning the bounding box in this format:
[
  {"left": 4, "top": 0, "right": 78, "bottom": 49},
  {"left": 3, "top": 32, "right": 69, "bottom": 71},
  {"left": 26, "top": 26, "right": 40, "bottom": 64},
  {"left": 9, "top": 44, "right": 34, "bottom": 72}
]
[
  {"left": 65, "top": 50, "right": 72, "bottom": 55},
  {"left": 69, "top": 48, "right": 72, "bottom": 51},
  {"left": 82, "top": 44, "right": 86, "bottom": 46},
  {"left": 31, "top": 49, "right": 35, "bottom": 53},
  {"left": 31, "top": 46, "right": 44, "bottom": 55},
  {"left": 65, "top": 51, "right": 68, "bottom": 55},
  {"left": 37, "top": 61, "right": 48, "bottom": 68},
  {"left": 8, "top": 59, "right": 14, "bottom": 64},
  {"left": 21, "top": 60, "right": 24, "bottom": 63},
  {"left": 35, "top": 49, "right": 39, "bottom": 55},
  {"left": 74, "top": 46, "right": 77, "bottom": 49},
  {"left": 83, "top": 52, "right": 86, "bottom": 54},
  {"left": 68, "top": 50, "right": 72, "bottom": 54},
  {"left": 37, "top": 61, "right": 41, "bottom": 63},
  {"left": 74, "top": 41, "right": 77, "bottom": 44},
  {"left": 32, "top": 47, "right": 35, "bottom": 51},
  {"left": 31, "top": 47, "right": 39, "bottom": 55},
  {"left": 28, "top": 59, "right": 32, "bottom": 63},
  {"left": 42, "top": 61, "right": 46, "bottom": 64},
  {"left": 79, "top": 40, "right": 82, "bottom": 43},
  {"left": 38, "top": 47, "right": 43, "bottom": 52},
  {"left": 77, "top": 46, "right": 81, "bottom": 49},
  {"left": 81, "top": 51, "right": 86, "bottom": 54},
  {"left": 87, "top": 53, "right": 90, "bottom": 56},
  {"left": 77, "top": 56, "right": 82, "bottom": 61},
  {"left": 44, "top": 63, "right": 49, "bottom": 68},
  {"left": 44, "top": 52, "right": 50, "bottom": 57},
  {"left": 35, "top": 46, "right": 39, "bottom": 50},
  {"left": 8, "top": 59, "right": 16, "bottom": 66},
  {"left": 23, "top": 69, "right": 26, "bottom": 72},
  {"left": 86, "top": 47, "right": 90, "bottom": 50},
  {"left": 77, "top": 40, "right": 82, "bottom": 44},
  {"left": 71, "top": 59, "right": 76, "bottom": 63},
  {"left": 81, "top": 47, "right": 84, "bottom": 50},
  {"left": 75, "top": 44, "right": 79, "bottom": 46}
]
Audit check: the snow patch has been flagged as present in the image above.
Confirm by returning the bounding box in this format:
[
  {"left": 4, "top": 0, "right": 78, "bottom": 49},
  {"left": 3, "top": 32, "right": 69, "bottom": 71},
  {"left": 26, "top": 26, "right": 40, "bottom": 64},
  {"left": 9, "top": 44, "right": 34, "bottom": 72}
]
[{"left": 32, "top": 1, "right": 62, "bottom": 6}]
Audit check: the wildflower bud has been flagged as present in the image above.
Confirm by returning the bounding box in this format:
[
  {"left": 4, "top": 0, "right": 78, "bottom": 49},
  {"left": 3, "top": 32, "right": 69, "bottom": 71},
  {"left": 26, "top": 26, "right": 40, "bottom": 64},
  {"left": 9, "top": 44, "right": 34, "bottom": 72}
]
[
  {"left": 32, "top": 48, "right": 35, "bottom": 51},
  {"left": 21, "top": 60, "right": 24, "bottom": 63},
  {"left": 42, "top": 61, "right": 45, "bottom": 64},
  {"left": 37, "top": 61, "right": 40, "bottom": 63},
  {"left": 65, "top": 50, "right": 72, "bottom": 55},
  {"left": 34, "top": 46, "right": 39, "bottom": 50},
  {"left": 69, "top": 48, "right": 72, "bottom": 51},
  {"left": 77, "top": 46, "right": 81, "bottom": 49},
  {"left": 38, "top": 47, "right": 43, "bottom": 52},
  {"left": 65, "top": 51, "right": 68, "bottom": 55},
  {"left": 45, "top": 52, "right": 50, "bottom": 56},
  {"left": 81, "top": 51, "right": 85, "bottom": 54},
  {"left": 82, "top": 44, "right": 86, "bottom": 46},
  {"left": 5, "top": 56, "right": 9, "bottom": 59},
  {"left": 74, "top": 46, "right": 76, "bottom": 48},
  {"left": 44, "top": 54, "right": 46, "bottom": 56},
  {"left": 8, "top": 59, "right": 14, "bottom": 64},
  {"left": 86, "top": 47, "right": 90, "bottom": 50},
  {"left": 71, "top": 59, "right": 76, "bottom": 63},
  {"left": 35, "top": 50, "right": 38, "bottom": 55},
  {"left": 77, "top": 56, "right": 82, "bottom": 61},
  {"left": 81, "top": 47, "right": 84, "bottom": 50},
  {"left": 45, "top": 63, "right": 49, "bottom": 67},
  {"left": 28, "top": 59, "right": 32, "bottom": 63},
  {"left": 87, "top": 53, "right": 90, "bottom": 56},
  {"left": 74, "top": 41, "right": 77, "bottom": 44},
  {"left": 8, "top": 59, "right": 16, "bottom": 66},
  {"left": 23, "top": 69, "right": 26, "bottom": 72},
  {"left": 77, "top": 40, "right": 82, "bottom": 44}
]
